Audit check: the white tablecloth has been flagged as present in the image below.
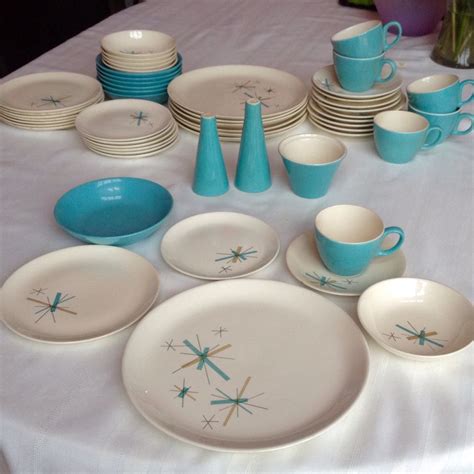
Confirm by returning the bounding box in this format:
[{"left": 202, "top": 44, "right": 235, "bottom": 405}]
[{"left": 1, "top": 0, "right": 473, "bottom": 472}]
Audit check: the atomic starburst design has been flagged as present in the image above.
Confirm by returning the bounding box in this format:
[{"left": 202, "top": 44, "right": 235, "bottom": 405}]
[
  {"left": 305, "top": 272, "right": 347, "bottom": 290},
  {"left": 170, "top": 378, "right": 198, "bottom": 408},
  {"left": 130, "top": 111, "right": 151, "bottom": 126},
  {"left": 210, "top": 376, "right": 267, "bottom": 427},
  {"left": 395, "top": 321, "right": 447, "bottom": 351},
  {"left": 215, "top": 246, "right": 258, "bottom": 264},
  {"left": 26, "top": 290, "right": 77, "bottom": 323}
]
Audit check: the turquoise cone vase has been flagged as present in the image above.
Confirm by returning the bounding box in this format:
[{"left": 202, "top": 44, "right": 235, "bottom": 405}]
[
  {"left": 193, "top": 114, "right": 229, "bottom": 196},
  {"left": 235, "top": 99, "right": 272, "bottom": 193}
]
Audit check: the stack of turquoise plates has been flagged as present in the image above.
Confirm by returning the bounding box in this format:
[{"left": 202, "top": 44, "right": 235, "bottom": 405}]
[{"left": 96, "top": 53, "right": 182, "bottom": 104}]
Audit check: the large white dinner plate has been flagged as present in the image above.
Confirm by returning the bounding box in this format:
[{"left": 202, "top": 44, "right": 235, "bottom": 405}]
[
  {"left": 75, "top": 99, "right": 173, "bottom": 140},
  {"left": 122, "top": 279, "right": 369, "bottom": 451},
  {"left": 168, "top": 65, "right": 307, "bottom": 119},
  {"left": 287, "top": 232, "right": 406, "bottom": 297},
  {"left": 0, "top": 72, "right": 102, "bottom": 113},
  {"left": 161, "top": 212, "right": 280, "bottom": 280},
  {"left": 312, "top": 65, "right": 402, "bottom": 99},
  {"left": 1, "top": 246, "right": 160, "bottom": 343}
]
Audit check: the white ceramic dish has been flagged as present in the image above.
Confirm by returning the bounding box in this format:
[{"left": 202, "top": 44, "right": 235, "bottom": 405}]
[
  {"left": 358, "top": 278, "right": 473, "bottom": 360},
  {"left": 122, "top": 279, "right": 369, "bottom": 451},
  {"left": 315, "top": 86, "right": 400, "bottom": 104},
  {"left": 312, "top": 65, "right": 402, "bottom": 99},
  {"left": 1, "top": 246, "right": 160, "bottom": 343},
  {"left": 308, "top": 116, "right": 373, "bottom": 137},
  {"left": 308, "top": 112, "right": 373, "bottom": 134},
  {"left": 168, "top": 65, "right": 307, "bottom": 119},
  {"left": 308, "top": 107, "right": 374, "bottom": 131},
  {"left": 286, "top": 232, "right": 406, "bottom": 296},
  {"left": 312, "top": 89, "right": 401, "bottom": 111},
  {"left": 0, "top": 72, "right": 102, "bottom": 112},
  {"left": 101, "top": 30, "right": 176, "bottom": 57},
  {"left": 308, "top": 101, "right": 374, "bottom": 124},
  {"left": 161, "top": 212, "right": 280, "bottom": 279}
]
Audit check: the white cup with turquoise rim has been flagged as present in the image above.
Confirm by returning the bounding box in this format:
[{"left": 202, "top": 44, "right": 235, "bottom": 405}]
[
  {"left": 331, "top": 20, "right": 403, "bottom": 58},
  {"left": 407, "top": 74, "right": 474, "bottom": 114}
]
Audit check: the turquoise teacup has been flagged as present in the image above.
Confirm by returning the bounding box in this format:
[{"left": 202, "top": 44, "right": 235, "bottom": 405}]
[
  {"left": 333, "top": 51, "right": 397, "bottom": 92},
  {"left": 278, "top": 134, "right": 346, "bottom": 199},
  {"left": 331, "top": 20, "right": 402, "bottom": 58},
  {"left": 407, "top": 74, "right": 474, "bottom": 113},
  {"left": 374, "top": 111, "right": 443, "bottom": 164},
  {"left": 314, "top": 205, "right": 404, "bottom": 276},
  {"left": 408, "top": 104, "right": 473, "bottom": 144}
]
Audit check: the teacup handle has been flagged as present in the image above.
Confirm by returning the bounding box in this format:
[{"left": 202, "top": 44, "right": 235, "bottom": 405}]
[
  {"left": 421, "top": 126, "right": 443, "bottom": 149},
  {"left": 377, "top": 226, "right": 404, "bottom": 257},
  {"left": 459, "top": 79, "right": 474, "bottom": 108},
  {"left": 452, "top": 113, "right": 474, "bottom": 136},
  {"left": 383, "top": 21, "right": 403, "bottom": 51},
  {"left": 376, "top": 59, "right": 397, "bottom": 84}
]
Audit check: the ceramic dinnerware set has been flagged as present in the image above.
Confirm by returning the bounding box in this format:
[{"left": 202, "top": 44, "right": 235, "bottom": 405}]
[
  {"left": 373, "top": 73, "right": 474, "bottom": 163},
  {"left": 96, "top": 30, "right": 182, "bottom": 103},
  {"left": 0, "top": 72, "right": 104, "bottom": 130},
  {"left": 74, "top": 99, "right": 179, "bottom": 158}
]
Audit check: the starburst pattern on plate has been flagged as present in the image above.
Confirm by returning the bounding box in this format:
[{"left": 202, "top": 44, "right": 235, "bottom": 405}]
[
  {"left": 170, "top": 378, "right": 198, "bottom": 408},
  {"left": 26, "top": 290, "right": 77, "bottom": 323},
  {"left": 305, "top": 272, "right": 347, "bottom": 291},
  {"left": 130, "top": 111, "right": 151, "bottom": 127},
  {"left": 215, "top": 246, "right": 258, "bottom": 264},
  {"left": 201, "top": 414, "right": 219, "bottom": 430},
  {"left": 210, "top": 376, "right": 267, "bottom": 427},
  {"left": 396, "top": 321, "right": 447, "bottom": 351},
  {"left": 33, "top": 95, "right": 71, "bottom": 108}
]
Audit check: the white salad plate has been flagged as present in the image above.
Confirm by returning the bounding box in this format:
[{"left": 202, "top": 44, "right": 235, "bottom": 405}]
[
  {"left": 161, "top": 212, "right": 280, "bottom": 280},
  {"left": 358, "top": 278, "right": 473, "bottom": 360},
  {"left": 312, "top": 65, "right": 403, "bottom": 99},
  {"left": 315, "top": 86, "right": 400, "bottom": 104},
  {"left": 308, "top": 109, "right": 374, "bottom": 131},
  {"left": 122, "top": 279, "right": 370, "bottom": 451},
  {"left": 75, "top": 99, "right": 174, "bottom": 140},
  {"left": 308, "top": 102, "right": 373, "bottom": 125},
  {"left": 0, "top": 246, "right": 160, "bottom": 343},
  {"left": 286, "top": 232, "right": 406, "bottom": 297},
  {"left": 312, "top": 89, "right": 401, "bottom": 111},
  {"left": 0, "top": 72, "right": 103, "bottom": 113},
  {"left": 308, "top": 118, "right": 374, "bottom": 137},
  {"left": 168, "top": 65, "right": 308, "bottom": 119},
  {"left": 101, "top": 30, "right": 176, "bottom": 57}
]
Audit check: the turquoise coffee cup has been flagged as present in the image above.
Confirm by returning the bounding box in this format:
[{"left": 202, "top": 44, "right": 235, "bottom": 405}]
[
  {"left": 407, "top": 74, "right": 474, "bottom": 113},
  {"left": 278, "top": 134, "right": 346, "bottom": 199},
  {"left": 374, "top": 111, "right": 443, "bottom": 164},
  {"left": 314, "top": 205, "right": 404, "bottom": 276},
  {"left": 331, "top": 20, "right": 402, "bottom": 58},
  {"left": 333, "top": 51, "right": 397, "bottom": 92},
  {"left": 408, "top": 104, "right": 473, "bottom": 144}
]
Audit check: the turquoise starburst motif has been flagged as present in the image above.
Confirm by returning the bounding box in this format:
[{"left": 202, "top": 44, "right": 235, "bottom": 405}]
[
  {"left": 215, "top": 246, "right": 258, "bottom": 264},
  {"left": 170, "top": 378, "right": 198, "bottom": 407},
  {"left": 241, "top": 91, "right": 272, "bottom": 108},
  {"left": 396, "top": 321, "right": 447, "bottom": 350},
  {"left": 321, "top": 78, "right": 333, "bottom": 91},
  {"left": 26, "top": 290, "right": 77, "bottom": 323},
  {"left": 36, "top": 95, "right": 71, "bottom": 108},
  {"left": 210, "top": 376, "right": 267, "bottom": 427},
  {"left": 305, "top": 272, "right": 347, "bottom": 290},
  {"left": 130, "top": 111, "right": 150, "bottom": 126}
]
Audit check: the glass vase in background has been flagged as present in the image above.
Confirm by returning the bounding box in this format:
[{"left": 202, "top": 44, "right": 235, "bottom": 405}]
[{"left": 431, "top": 0, "right": 474, "bottom": 69}]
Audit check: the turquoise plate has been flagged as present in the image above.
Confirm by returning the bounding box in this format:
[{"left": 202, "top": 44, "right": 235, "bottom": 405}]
[{"left": 54, "top": 177, "right": 173, "bottom": 246}]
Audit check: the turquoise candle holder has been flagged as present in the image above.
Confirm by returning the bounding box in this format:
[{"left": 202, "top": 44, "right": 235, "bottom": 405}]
[
  {"left": 193, "top": 114, "right": 229, "bottom": 196},
  {"left": 235, "top": 99, "right": 272, "bottom": 193}
]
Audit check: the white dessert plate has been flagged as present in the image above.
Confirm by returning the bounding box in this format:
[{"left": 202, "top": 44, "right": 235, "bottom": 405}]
[
  {"left": 312, "top": 89, "right": 401, "bottom": 110},
  {"left": 161, "top": 212, "right": 280, "bottom": 279},
  {"left": 358, "top": 278, "right": 473, "bottom": 360},
  {"left": 0, "top": 72, "right": 102, "bottom": 112},
  {"left": 122, "top": 279, "right": 369, "bottom": 451},
  {"left": 315, "top": 86, "right": 400, "bottom": 104},
  {"left": 312, "top": 65, "right": 402, "bottom": 99},
  {"left": 168, "top": 65, "right": 307, "bottom": 119},
  {"left": 308, "top": 108, "right": 374, "bottom": 131},
  {"left": 286, "top": 232, "right": 406, "bottom": 297},
  {"left": 75, "top": 99, "right": 173, "bottom": 140},
  {"left": 1, "top": 246, "right": 160, "bottom": 343},
  {"left": 308, "top": 101, "right": 374, "bottom": 124},
  {"left": 308, "top": 117, "right": 373, "bottom": 137},
  {"left": 308, "top": 113, "right": 373, "bottom": 134},
  {"left": 101, "top": 30, "right": 176, "bottom": 56}
]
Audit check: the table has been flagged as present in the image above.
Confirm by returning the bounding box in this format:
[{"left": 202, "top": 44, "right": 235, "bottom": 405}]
[{"left": 1, "top": 1, "right": 473, "bottom": 472}]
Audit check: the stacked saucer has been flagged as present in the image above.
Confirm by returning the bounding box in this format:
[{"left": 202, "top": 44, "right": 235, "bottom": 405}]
[
  {"left": 168, "top": 65, "right": 308, "bottom": 141},
  {"left": 308, "top": 65, "right": 405, "bottom": 137},
  {"left": 75, "top": 99, "right": 179, "bottom": 159},
  {"left": 0, "top": 72, "right": 103, "bottom": 130},
  {"left": 96, "top": 30, "right": 182, "bottom": 104}
]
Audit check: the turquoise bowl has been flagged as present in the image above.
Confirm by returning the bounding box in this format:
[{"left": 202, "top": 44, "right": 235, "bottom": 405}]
[
  {"left": 96, "top": 53, "right": 182, "bottom": 81},
  {"left": 104, "top": 90, "right": 169, "bottom": 103},
  {"left": 54, "top": 177, "right": 173, "bottom": 246},
  {"left": 97, "top": 71, "right": 180, "bottom": 90},
  {"left": 99, "top": 80, "right": 169, "bottom": 95}
]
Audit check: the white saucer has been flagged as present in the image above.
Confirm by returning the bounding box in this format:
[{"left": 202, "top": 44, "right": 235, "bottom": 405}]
[
  {"left": 358, "top": 278, "right": 473, "bottom": 360},
  {"left": 1, "top": 246, "right": 160, "bottom": 343},
  {"left": 286, "top": 232, "right": 406, "bottom": 296},
  {"left": 312, "top": 65, "right": 403, "bottom": 99},
  {"left": 122, "top": 279, "right": 369, "bottom": 451},
  {"left": 161, "top": 212, "right": 280, "bottom": 280}
]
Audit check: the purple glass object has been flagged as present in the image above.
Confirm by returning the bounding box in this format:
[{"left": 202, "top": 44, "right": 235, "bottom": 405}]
[{"left": 374, "top": 0, "right": 447, "bottom": 37}]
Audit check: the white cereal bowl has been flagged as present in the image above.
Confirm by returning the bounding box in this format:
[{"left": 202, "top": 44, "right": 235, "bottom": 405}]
[
  {"left": 101, "top": 30, "right": 176, "bottom": 57},
  {"left": 358, "top": 278, "right": 473, "bottom": 361}
]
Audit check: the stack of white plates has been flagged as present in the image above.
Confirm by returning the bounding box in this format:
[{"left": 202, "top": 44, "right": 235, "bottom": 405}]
[
  {"left": 168, "top": 65, "right": 308, "bottom": 142},
  {"left": 308, "top": 65, "right": 405, "bottom": 137},
  {"left": 100, "top": 30, "right": 177, "bottom": 72},
  {"left": 75, "top": 99, "right": 179, "bottom": 159},
  {"left": 0, "top": 72, "right": 103, "bottom": 130}
]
